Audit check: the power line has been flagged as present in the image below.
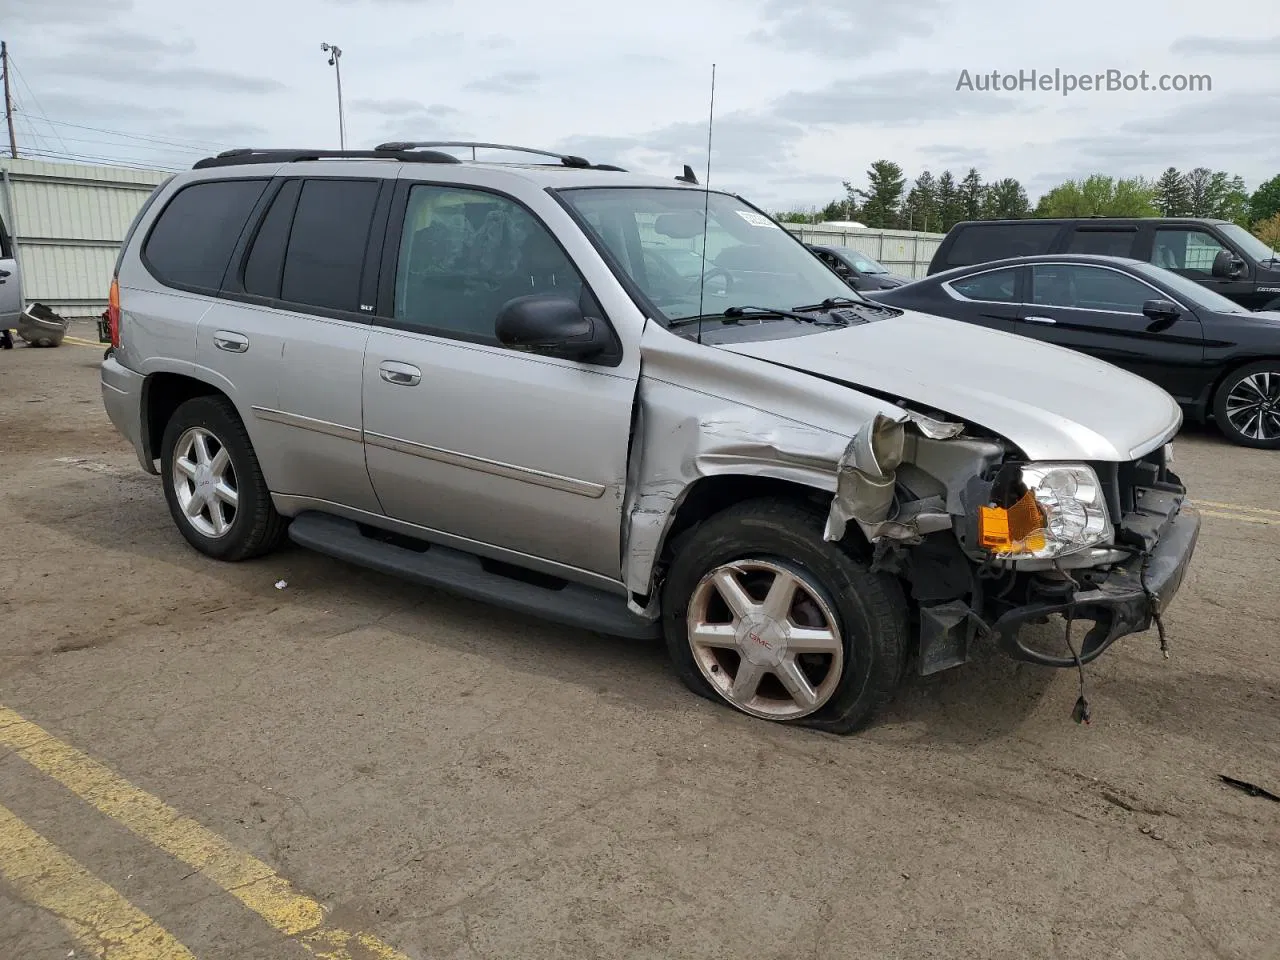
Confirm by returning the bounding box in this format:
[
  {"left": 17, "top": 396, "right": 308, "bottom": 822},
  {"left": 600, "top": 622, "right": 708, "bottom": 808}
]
[
  {"left": 21, "top": 147, "right": 183, "bottom": 172},
  {"left": 6, "top": 54, "right": 71, "bottom": 155},
  {"left": 33, "top": 116, "right": 235, "bottom": 151}
]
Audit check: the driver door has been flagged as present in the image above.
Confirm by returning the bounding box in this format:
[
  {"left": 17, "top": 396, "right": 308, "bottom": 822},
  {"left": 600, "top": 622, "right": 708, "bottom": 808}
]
[
  {"left": 1151, "top": 227, "right": 1253, "bottom": 304},
  {"left": 361, "top": 181, "right": 639, "bottom": 580}
]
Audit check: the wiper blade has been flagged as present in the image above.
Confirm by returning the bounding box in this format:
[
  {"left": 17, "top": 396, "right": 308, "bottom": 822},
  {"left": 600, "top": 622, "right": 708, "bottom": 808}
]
[
  {"left": 791, "top": 295, "right": 888, "bottom": 313},
  {"left": 668, "top": 305, "right": 844, "bottom": 328}
]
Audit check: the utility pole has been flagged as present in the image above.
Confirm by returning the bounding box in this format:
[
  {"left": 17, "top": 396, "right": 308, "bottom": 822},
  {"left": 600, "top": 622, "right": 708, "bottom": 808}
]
[
  {"left": 1, "top": 42, "right": 17, "bottom": 158},
  {"left": 320, "top": 43, "right": 345, "bottom": 149}
]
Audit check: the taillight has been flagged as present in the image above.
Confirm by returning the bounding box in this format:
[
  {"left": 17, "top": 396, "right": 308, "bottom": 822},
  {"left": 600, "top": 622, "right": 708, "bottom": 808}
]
[{"left": 108, "top": 277, "right": 121, "bottom": 348}]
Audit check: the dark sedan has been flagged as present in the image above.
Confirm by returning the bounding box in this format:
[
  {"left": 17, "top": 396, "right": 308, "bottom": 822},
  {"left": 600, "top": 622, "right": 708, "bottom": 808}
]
[
  {"left": 865, "top": 253, "right": 1280, "bottom": 448},
  {"left": 807, "top": 244, "right": 912, "bottom": 291}
]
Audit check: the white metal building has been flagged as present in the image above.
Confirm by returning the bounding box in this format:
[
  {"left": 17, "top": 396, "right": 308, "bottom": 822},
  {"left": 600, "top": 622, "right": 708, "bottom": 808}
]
[
  {"left": 0, "top": 157, "right": 945, "bottom": 320},
  {"left": 0, "top": 158, "right": 169, "bottom": 319}
]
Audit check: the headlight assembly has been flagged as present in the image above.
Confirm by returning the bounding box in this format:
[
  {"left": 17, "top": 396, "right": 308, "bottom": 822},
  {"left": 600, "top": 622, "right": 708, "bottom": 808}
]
[{"left": 978, "top": 463, "right": 1113, "bottom": 561}]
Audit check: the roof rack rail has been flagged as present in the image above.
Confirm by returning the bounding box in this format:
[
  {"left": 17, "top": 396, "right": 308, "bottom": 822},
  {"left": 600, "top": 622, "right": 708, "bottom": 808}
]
[
  {"left": 373, "top": 140, "right": 626, "bottom": 171},
  {"left": 191, "top": 147, "right": 462, "bottom": 170}
]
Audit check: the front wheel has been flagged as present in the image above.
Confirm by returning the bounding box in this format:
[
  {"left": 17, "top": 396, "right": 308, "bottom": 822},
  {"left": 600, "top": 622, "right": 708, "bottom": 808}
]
[
  {"left": 160, "top": 396, "right": 287, "bottom": 561},
  {"left": 1213, "top": 361, "right": 1280, "bottom": 449},
  {"left": 661, "top": 498, "right": 909, "bottom": 734}
]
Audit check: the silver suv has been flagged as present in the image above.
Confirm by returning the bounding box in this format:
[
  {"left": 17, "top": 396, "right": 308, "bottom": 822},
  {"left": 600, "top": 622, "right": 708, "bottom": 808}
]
[{"left": 100, "top": 142, "right": 1200, "bottom": 732}]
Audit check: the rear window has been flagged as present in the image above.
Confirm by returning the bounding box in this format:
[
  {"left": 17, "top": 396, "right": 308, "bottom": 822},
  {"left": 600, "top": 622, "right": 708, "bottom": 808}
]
[
  {"left": 1066, "top": 228, "right": 1138, "bottom": 257},
  {"left": 945, "top": 222, "right": 1059, "bottom": 267},
  {"left": 144, "top": 179, "right": 269, "bottom": 291}
]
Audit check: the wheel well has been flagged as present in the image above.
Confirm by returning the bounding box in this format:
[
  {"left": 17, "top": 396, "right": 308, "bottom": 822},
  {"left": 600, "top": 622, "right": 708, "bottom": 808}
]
[
  {"left": 143, "top": 373, "right": 225, "bottom": 462},
  {"left": 657, "top": 475, "right": 833, "bottom": 567},
  {"left": 1206, "top": 356, "right": 1280, "bottom": 419}
]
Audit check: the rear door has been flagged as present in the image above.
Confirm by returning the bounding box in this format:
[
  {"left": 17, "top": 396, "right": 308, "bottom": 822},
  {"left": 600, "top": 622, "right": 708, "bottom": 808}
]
[
  {"left": 936, "top": 264, "right": 1025, "bottom": 333},
  {"left": 199, "top": 174, "right": 384, "bottom": 514},
  {"left": 931, "top": 221, "right": 1063, "bottom": 273},
  {"left": 1015, "top": 262, "right": 1205, "bottom": 403},
  {"left": 0, "top": 213, "right": 20, "bottom": 326},
  {"left": 1062, "top": 224, "right": 1143, "bottom": 259}
]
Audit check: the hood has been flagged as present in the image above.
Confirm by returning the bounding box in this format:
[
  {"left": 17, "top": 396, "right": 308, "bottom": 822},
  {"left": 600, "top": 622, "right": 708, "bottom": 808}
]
[
  {"left": 868, "top": 274, "right": 910, "bottom": 288},
  {"left": 715, "top": 309, "right": 1182, "bottom": 462}
]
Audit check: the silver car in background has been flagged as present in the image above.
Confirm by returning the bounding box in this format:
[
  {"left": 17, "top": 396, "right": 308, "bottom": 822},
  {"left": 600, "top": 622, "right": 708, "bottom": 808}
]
[{"left": 99, "top": 142, "right": 1200, "bottom": 732}]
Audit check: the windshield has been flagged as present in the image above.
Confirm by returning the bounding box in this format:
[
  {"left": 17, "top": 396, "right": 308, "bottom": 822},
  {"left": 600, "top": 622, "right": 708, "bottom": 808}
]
[
  {"left": 557, "top": 187, "right": 854, "bottom": 324},
  {"left": 1132, "top": 262, "right": 1247, "bottom": 314},
  {"left": 1220, "top": 223, "right": 1280, "bottom": 263},
  {"left": 836, "top": 248, "right": 890, "bottom": 274}
]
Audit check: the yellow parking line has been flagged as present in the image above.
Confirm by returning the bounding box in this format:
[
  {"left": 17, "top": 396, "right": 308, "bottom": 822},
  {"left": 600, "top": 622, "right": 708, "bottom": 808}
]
[
  {"left": 63, "top": 336, "right": 105, "bottom": 348},
  {"left": 0, "top": 801, "right": 197, "bottom": 959},
  {"left": 1199, "top": 509, "right": 1275, "bottom": 526},
  {"left": 1194, "top": 499, "right": 1280, "bottom": 518},
  {"left": 0, "top": 706, "right": 412, "bottom": 960}
]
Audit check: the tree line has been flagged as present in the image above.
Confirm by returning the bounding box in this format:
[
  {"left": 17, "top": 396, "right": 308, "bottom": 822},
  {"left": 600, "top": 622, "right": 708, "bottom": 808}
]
[{"left": 776, "top": 161, "right": 1280, "bottom": 247}]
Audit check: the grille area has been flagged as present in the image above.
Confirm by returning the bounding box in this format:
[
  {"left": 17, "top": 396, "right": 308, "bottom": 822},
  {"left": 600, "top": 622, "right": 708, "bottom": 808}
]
[{"left": 1093, "top": 445, "right": 1175, "bottom": 526}]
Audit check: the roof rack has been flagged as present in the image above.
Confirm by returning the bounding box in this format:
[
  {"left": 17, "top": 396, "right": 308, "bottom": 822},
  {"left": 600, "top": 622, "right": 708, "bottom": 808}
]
[
  {"left": 192, "top": 147, "right": 463, "bottom": 170},
  {"left": 372, "top": 140, "right": 626, "bottom": 171}
]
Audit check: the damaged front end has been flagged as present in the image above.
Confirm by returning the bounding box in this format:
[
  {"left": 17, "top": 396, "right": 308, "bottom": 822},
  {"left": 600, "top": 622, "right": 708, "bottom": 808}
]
[{"left": 818, "top": 410, "right": 1200, "bottom": 678}]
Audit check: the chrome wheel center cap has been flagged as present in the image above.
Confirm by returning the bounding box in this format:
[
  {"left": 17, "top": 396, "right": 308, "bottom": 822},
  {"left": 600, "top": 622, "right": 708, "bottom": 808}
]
[
  {"left": 194, "top": 465, "right": 214, "bottom": 496},
  {"left": 737, "top": 615, "right": 787, "bottom": 667}
]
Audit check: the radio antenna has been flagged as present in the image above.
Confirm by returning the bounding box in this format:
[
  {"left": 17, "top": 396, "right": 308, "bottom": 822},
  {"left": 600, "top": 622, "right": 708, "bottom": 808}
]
[{"left": 695, "top": 63, "right": 716, "bottom": 346}]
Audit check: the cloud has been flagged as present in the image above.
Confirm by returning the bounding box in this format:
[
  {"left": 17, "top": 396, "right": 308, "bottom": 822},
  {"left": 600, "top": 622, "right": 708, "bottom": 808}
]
[
  {"left": 462, "top": 70, "right": 540, "bottom": 95},
  {"left": 1169, "top": 34, "right": 1280, "bottom": 56},
  {"left": 349, "top": 98, "right": 458, "bottom": 118},
  {"left": 74, "top": 28, "right": 196, "bottom": 54},
  {"left": 771, "top": 70, "right": 1024, "bottom": 127},
  {"left": 0, "top": 0, "right": 131, "bottom": 23},
  {"left": 750, "top": 0, "right": 942, "bottom": 56},
  {"left": 921, "top": 144, "right": 992, "bottom": 168}
]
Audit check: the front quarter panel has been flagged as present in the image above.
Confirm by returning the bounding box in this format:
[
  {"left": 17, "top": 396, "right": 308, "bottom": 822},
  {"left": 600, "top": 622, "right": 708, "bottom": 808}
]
[{"left": 622, "top": 322, "right": 904, "bottom": 596}]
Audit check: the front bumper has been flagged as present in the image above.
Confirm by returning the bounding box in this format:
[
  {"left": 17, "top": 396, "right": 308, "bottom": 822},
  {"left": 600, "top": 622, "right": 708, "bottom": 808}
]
[
  {"left": 990, "top": 496, "right": 1200, "bottom": 668},
  {"left": 100, "top": 356, "right": 152, "bottom": 474}
]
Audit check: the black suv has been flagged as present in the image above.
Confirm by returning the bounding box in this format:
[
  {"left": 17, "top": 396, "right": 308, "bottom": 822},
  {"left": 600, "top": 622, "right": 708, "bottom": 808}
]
[{"left": 928, "top": 218, "right": 1280, "bottom": 311}]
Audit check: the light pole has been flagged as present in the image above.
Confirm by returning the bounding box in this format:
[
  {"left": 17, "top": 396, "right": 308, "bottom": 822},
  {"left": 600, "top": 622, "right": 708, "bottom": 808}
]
[{"left": 320, "top": 42, "right": 345, "bottom": 149}]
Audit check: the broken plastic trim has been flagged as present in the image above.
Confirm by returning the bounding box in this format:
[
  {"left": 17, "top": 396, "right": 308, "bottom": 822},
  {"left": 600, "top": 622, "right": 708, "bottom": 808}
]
[{"left": 823, "top": 411, "right": 961, "bottom": 544}]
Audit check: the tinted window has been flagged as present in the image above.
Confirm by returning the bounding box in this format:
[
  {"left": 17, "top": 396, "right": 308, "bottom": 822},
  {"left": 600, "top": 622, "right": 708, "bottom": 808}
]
[
  {"left": 949, "top": 267, "right": 1019, "bottom": 302},
  {"left": 946, "top": 222, "right": 1059, "bottom": 266},
  {"left": 280, "top": 179, "right": 379, "bottom": 313},
  {"left": 393, "top": 184, "right": 584, "bottom": 341},
  {"left": 1066, "top": 229, "right": 1137, "bottom": 257},
  {"left": 1152, "top": 228, "right": 1228, "bottom": 275},
  {"left": 144, "top": 179, "right": 269, "bottom": 290},
  {"left": 1032, "top": 265, "right": 1151, "bottom": 313},
  {"left": 243, "top": 180, "right": 301, "bottom": 298}
]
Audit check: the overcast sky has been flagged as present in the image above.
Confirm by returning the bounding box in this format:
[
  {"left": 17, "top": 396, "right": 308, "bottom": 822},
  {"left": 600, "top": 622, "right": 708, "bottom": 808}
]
[{"left": 2, "top": 0, "right": 1277, "bottom": 210}]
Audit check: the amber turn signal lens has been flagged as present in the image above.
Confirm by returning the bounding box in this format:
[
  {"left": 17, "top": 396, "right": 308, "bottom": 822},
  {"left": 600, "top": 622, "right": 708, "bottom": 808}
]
[{"left": 979, "top": 489, "right": 1047, "bottom": 555}]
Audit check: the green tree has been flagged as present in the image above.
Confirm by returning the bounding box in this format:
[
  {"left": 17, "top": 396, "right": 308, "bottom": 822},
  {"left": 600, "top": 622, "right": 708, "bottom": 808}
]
[
  {"left": 849, "top": 160, "right": 907, "bottom": 228},
  {"left": 936, "top": 171, "right": 964, "bottom": 230},
  {"left": 1035, "top": 175, "right": 1158, "bottom": 217},
  {"left": 1255, "top": 212, "right": 1280, "bottom": 251},
  {"left": 1154, "top": 167, "right": 1189, "bottom": 216},
  {"left": 821, "top": 198, "right": 853, "bottom": 222},
  {"left": 959, "top": 168, "right": 985, "bottom": 221},
  {"left": 902, "top": 170, "right": 939, "bottom": 231},
  {"left": 1185, "top": 167, "right": 1214, "bottom": 216},
  {"left": 1250, "top": 174, "right": 1280, "bottom": 224},
  {"left": 1208, "top": 172, "right": 1250, "bottom": 224},
  {"left": 980, "top": 178, "right": 1030, "bottom": 219}
]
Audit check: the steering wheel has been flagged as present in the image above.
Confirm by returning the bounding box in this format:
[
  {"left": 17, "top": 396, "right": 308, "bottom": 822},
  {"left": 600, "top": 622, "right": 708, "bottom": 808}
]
[{"left": 684, "top": 265, "right": 734, "bottom": 298}]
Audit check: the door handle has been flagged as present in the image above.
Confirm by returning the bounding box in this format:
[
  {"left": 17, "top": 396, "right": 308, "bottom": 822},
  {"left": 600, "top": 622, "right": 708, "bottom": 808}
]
[
  {"left": 1022, "top": 315, "right": 1057, "bottom": 325},
  {"left": 379, "top": 361, "right": 421, "bottom": 386},
  {"left": 213, "top": 331, "right": 249, "bottom": 353}
]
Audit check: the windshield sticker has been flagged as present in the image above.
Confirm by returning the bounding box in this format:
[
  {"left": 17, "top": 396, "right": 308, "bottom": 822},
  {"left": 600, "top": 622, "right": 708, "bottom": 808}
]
[{"left": 736, "top": 210, "right": 779, "bottom": 228}]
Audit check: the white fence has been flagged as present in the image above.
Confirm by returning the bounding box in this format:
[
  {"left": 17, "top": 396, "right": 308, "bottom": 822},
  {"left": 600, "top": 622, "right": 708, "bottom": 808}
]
[
  {"left": 0, "top": 156, "right": 947, "bottom": 319},
  {"left": 0, "top": 158, "right": 169, "bottom": 319},
  {"left": 783, "top": 223, "right": 946, "bottom": 278}
]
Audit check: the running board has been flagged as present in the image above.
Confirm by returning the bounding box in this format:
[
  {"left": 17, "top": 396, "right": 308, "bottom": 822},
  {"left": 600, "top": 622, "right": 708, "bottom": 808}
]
[{"left": 287, "top": 512, "right": 661, "bottom": 640}]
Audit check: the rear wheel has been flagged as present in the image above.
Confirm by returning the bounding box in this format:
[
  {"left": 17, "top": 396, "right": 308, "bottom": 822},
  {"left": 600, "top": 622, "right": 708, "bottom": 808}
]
[
  {"left": 160, "top": 396, "right": 287, "bottom": 560},
  {"left": 661, "top": 498, "right": 909, "bottom": 734},
  {"left": 1213, "top": 361, "right": 1280, "bottom": 449}
]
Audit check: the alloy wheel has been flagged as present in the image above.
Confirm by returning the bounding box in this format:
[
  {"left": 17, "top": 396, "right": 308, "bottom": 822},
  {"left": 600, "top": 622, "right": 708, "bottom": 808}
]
[
  {"left": 1225, "top": 372, "right": 1280, "bottom": 442},
  {"left": 686, "top": 559, "right": 844, "bottom": 720},
  {"left": 171, "top": 426, "right": 239, "bottom": 538}
]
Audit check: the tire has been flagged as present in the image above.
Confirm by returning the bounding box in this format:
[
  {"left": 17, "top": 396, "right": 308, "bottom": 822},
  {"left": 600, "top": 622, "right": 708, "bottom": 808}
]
[
  {"left": 660, "top": 498, "right": 909, "bottom": 734},
  {"left": 159, "top": 395, "right": 288, "bottom": 561},
  {"left": 1212, "top": 360, "right": 1280, "bottom": 449}
]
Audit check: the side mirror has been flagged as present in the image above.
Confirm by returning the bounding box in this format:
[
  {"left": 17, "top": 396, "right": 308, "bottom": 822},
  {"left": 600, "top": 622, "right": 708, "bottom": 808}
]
[
  {"left": 495, "top": 294, "right": 610, "bottom": 361},
  {"left": 1211, "top": 250, "right": 1245, "bottom": 279},
  {"left": 1142, "top": 298, "right": 1181, "bottom": 320}
]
